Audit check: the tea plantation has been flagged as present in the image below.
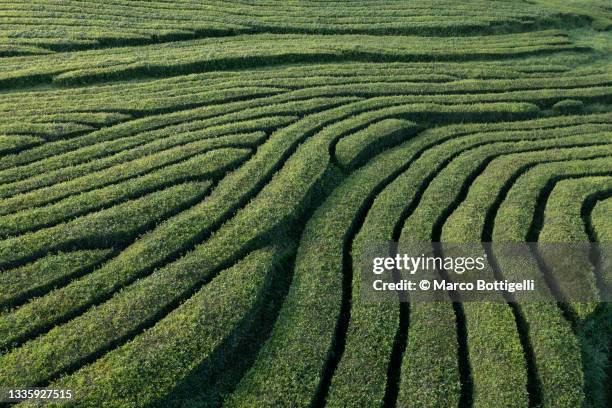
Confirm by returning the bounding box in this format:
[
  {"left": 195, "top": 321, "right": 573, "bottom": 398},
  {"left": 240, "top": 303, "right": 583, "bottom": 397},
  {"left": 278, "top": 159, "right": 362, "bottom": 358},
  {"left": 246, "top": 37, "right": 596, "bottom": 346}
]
[{"left": 0, "top": 1, "right": 610, "bottom": 407}]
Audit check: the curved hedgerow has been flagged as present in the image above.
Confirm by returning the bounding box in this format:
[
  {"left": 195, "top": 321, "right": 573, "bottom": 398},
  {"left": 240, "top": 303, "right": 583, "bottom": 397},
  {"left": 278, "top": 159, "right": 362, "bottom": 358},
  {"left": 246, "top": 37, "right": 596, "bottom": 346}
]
[
  {"left": 1, "top": 61, "right": 597, "bottom": 129},
  {"left": 491, "top": 158, "right": 612, "bottom": 408},
  {"left": 537, "top": 176, "right": 612, "bottom": 408},
  {"left": 0, "top": 95, "right": 354, "bottom": 181},
  {"left": 0, "top": 100, "right": 376, "bottom": 351},
  {"left": 227, "top": 130, "right": 426, "bottom": 408},
  {"left": 0, "top": 148, "right": 250, "bottom": 237},
  {"left": 223, "top": 100, "right": 541, "bottom": 407},
  {"left": 400, "top": 147, "right": 610, "bottom": 407},
  {"left": 0, "top": 118, "right": 289, "bottom": 198},
  {"left": 0, "top": 135, "right": 44, "bottom": 155},
  {"left": 592, "top": 199, "right": 612, "bottom": 242},
  {"left": 0, "top": 0, "right": 587, "bottom": 53},
  {"left": 302, "top": 116, "right": 612, "bottom": 408},
  {"left": 0, "top": 181, "right": 212, "bottom": 271},
  {"left": 323, "top": 116, "right": 607, "bottom": 407},
  {"left": 590, "top": 196, "right": 612, "bottom": 354},
  {"left": 45, "top": 245, "right": 292, "bottom": 407},
  {"left": 0, "top": 242, "right": 290, "bottom": 392},
  {"left": 0, "top": 4, "right": 610, "bottom": 407},
  {"left": 538, "top": 176, "right": 612, "bottom": 304},
  {"left": 591, "top": 198, "right": 612, "bottom": 292},
  {"left": 335, "top": 118, "right": 421, "bottom": 170},
  {"left": 495, "top": 157, "right": 612, "bottom": 314},
  {"left": 442, "top": 153, "right": 612, "bottom": 407},
  {"left": 0, "top": 62, "right": 599, "bottom": 117},
  {"left": 442, "top": 151, "right": 612, "bottom": 244},
  {"left": 540, "top": 177, "right": 612, "bottom": 242},
  {"left": 441, "top": 148, "right": 612, "bottom": 406},
  {"left": 0, "top": 130, "right": 265, "bottom": 212},
  {"left": 0, "top": 249, "right": 113, "bottom": 309},
  {"left": 0, "top": 122, "right": 93, "bottom": 141},
  {"left": 0, "top": 31, "right": 582, "bottom": 86}
]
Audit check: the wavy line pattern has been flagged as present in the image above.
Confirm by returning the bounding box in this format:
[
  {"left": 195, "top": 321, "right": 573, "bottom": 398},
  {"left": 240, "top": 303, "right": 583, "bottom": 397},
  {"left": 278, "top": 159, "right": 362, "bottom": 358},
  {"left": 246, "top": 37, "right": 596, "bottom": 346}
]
[{"left": 0, "top": 1, "right": 610, "bottom": 407}]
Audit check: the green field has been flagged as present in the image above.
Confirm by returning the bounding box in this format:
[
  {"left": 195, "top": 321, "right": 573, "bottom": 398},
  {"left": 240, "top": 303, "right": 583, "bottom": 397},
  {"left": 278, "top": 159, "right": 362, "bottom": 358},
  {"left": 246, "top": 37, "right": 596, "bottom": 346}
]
[{"left": 0, "top": 1, "right": 611, "bottom": 407}]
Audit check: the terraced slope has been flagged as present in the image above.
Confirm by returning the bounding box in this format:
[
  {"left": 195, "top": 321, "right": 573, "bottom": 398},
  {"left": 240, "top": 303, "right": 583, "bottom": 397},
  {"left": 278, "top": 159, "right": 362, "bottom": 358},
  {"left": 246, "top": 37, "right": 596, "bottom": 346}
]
[
  {"left": 0, "top": 0, "right": 606, "bottom": 55},
  {"left": 0, "top": 1, "right": 610, "bottom": 407}
]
